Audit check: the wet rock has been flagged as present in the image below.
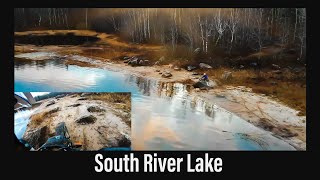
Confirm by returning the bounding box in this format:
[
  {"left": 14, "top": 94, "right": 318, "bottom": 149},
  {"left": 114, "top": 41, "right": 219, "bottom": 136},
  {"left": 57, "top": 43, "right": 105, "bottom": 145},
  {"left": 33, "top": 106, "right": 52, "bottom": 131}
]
[
  {"left": 194, "top": 48, "right": 201, "bottom": 54},
  {"left": 67, "top": 103, "right": 81, "bottom": 107},
  {"left": 192, "top": 72, "right": 199, "bottom": 75},
  {"left": 187, "top": 65, "right": 197, "bottom": 71},
  {"left": 174, "top": 67, "right": 180, "bottom": 71},
  {"left": 199, "top": 63, "right": 212, "bottom": 69},
  {"left": 123, "top": 59, "right": 130, "bottom": 63},
  {"left": 161, "top": 71, "right": 172, "bottom": 78},
  {"left": 23, "top": 126, "right": 48, "bottom": 149},
  {"left": 193, "top": 81, "right": 212, "bottom": 89},
  {"left": 221, "top": 71, "right": 233, "bottom": 80},
  {"left": 159, "top": 56, "right": 165, "bottom": 62},
  {"left": 123, "top": 56, "right": 130, "bottom": 60},
  {"left": 46, "top": 100, "right": 55, "bottom": 107},
  {"left": 75, "top": 115, "right": 97, "bottom": 125},
  {"left": 48, "top": 107, "right": 60, "bottom": 114},
  {"left": 272, "top": 64, "right": 281, "bottom": 70},
  {"left": 87, "top": 106, "right": 105, "bottom": 113}
]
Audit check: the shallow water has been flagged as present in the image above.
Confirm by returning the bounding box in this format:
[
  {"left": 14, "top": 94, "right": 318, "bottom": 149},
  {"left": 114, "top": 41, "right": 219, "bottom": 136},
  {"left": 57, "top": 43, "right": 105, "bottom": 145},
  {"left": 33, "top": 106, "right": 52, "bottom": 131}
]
[{"left": 14, "top": 56, "right": 296, "bottom": 150}]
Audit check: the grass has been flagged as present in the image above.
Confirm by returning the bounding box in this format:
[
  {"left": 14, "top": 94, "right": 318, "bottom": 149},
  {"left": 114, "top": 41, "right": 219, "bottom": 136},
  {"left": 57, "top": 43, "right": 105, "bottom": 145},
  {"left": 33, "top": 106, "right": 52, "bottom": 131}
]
[
  {"left": 15, "top": 30, "right": 305, "bottom": 115},
  {"left": 87, "top": 93, "right": 131, "bottom": 126},
  {"left": 94, "top": 93, "right": 131, "bottom": 113},
  {"left": 196, "top": 68, "right": 306, "bottom": 115},
  {"left": 30, "top": 111, "right": 50, "bottom": 126}
]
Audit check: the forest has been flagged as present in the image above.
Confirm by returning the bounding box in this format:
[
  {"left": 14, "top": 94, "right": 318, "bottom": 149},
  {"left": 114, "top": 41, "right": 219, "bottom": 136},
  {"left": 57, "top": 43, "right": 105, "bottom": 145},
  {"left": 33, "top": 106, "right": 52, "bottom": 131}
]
[
  {"left": 14, "top": 8, "right": 306, "bottom": 63},
  {"left": 14, "top": 8, "right": 307, "bottom": 150}
]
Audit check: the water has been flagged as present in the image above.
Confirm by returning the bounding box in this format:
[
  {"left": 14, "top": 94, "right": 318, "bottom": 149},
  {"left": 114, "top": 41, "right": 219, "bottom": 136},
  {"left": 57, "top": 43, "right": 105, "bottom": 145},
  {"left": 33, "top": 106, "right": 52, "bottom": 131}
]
[
  {"left": 14, "top": 57, "right": 296, "bottom": 150},
  {"left": 14, "top": 109, "right": 35, "bottom": 139}
]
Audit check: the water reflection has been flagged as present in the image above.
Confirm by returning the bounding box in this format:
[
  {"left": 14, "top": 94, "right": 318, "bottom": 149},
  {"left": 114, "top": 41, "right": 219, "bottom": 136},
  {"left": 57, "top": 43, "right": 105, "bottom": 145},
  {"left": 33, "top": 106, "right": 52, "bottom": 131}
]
[{"left": 14, "top": 57, "right": 296, "bottom": 150}]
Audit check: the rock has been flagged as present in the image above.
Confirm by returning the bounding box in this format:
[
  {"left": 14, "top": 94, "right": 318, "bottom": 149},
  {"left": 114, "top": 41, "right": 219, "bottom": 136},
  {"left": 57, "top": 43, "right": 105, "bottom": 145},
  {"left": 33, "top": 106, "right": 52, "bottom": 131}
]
[
  {"left": 250, "top": 62, "right": 258, "bottom": 67},
  {"left": 70, "top": 94, "right": 78, "bottom": 98},
  {"left": 174, "top": 67, "right": 180, "bottom": 71},
  {"left": 155, "top": 69, "right": 160, "bottom": 72},
  {"left": 55, "top": 122, "right": 68, "bottom": 137},
  {"left": 187, "top": 65, "right": 197, "bottom": 71},
  {"left": 161, "top": 71, "right": 172, "bottom": 78},
  {"left": 192, "top": 72, "right": 199, "bottom": 75},
  {"left": 138, "top": 59, "right": 144, "bottom": 65},
  {"left": 128, "top": 58, "right": 138, "bottom": 66},
  {"left": 123, "top": 59, "right": 130, "bottom": 63},
  {"left": 159, "top": 56, "right": 165, "bottom": 62},
  {"left": 159, "top": 72, "right": 162, "bottom": 74},
  {"left": 193, "top": 81, "right": 212, "bottom": 89},
  {"left": 78, "top": 97, "right": 88, "bottom": 101},
  {"left": 221, "top": 71, "right": 232, "bottom": 80},
  {"left": 199, "top": 63, "right": 212, "bottom": 69},
  {"left": 154, "top": 61, "right": 160, "bottom": 66},
  {"left": 46, "top": 100, "right": 55, "bottom": 107},
  {"left": 144, "top": 60, "right": 149, "bottom": 65},
  {"left": 272, "top": 70, "right": 282, "bottom": 74},
  {"left": 67, "top": 103, "right": 81, "bottom": 107},
  {"left": 117, "top": 133, "right": 131, "bottom": 147},
  {"left": 75, "top": 115, "right": 97, "bottom": 125},
  {"left": 48, "top": 107, "right": 60, "bottom": 114},
  {"left": 194, "top": 48, "right": 201, "bottom": 54},
  {"left": 216, "top": 94, "right": 225, "bottom": 98},
  {"left": 272, "top": 64, "right": 281, "bottom": 70},
  {"left": 23, "top": 126, "right": 48, "bottom": 149},
  {"left": 123, "top": 56, "right": 130, "bottom": 60},
  {"left": 87, "top": 106, "right": 105, "bottom": 113}
]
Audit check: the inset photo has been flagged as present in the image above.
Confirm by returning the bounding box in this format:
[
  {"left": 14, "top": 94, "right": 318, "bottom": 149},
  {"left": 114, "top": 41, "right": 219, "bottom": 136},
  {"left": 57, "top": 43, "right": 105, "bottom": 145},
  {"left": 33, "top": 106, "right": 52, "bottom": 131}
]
[{"left": 14, "top": 92, "right": 131, "bottom": 151}]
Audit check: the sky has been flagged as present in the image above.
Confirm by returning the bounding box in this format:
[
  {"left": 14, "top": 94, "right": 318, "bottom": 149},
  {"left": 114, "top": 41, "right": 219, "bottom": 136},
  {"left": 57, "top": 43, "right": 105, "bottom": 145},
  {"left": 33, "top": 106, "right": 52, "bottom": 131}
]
[{"left": 30, "top": 92, "right": 50, "bottom": 97}]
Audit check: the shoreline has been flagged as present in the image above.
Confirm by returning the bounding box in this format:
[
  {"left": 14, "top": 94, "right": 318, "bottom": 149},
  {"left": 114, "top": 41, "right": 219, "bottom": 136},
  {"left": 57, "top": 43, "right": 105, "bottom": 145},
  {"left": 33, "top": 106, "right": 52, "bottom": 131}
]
[{"left": 14, "top": 45, "right": 306, "bottom": 150}]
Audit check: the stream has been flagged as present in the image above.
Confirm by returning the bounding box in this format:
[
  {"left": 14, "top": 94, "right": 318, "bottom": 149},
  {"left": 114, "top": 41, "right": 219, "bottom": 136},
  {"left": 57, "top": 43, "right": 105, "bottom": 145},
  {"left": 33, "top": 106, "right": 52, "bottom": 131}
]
[{"left": 14, "top": 54, "right": 296, "bottom": 150}]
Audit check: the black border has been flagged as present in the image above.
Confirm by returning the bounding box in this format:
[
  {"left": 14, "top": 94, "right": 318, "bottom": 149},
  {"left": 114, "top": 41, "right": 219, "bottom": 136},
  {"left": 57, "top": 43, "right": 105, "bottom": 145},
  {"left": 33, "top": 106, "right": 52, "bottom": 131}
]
[{"left": 1, "top": 1, "right": 319, "bottom": 177}]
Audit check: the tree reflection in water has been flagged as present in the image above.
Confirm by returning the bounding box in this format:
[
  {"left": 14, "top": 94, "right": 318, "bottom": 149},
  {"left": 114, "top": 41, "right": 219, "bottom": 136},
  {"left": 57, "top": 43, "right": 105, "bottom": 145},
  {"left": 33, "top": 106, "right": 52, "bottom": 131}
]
[{"left": 126, "top": 74, "right": 218, "bottom": 119}]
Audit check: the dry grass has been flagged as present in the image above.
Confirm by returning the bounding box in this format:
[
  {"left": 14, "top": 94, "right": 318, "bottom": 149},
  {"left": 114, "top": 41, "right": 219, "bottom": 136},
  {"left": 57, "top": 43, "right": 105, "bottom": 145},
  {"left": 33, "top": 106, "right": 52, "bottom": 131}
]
[
  {"left": 196, "top": 68, "right": 306, "bottom": 115},
  {"left": 87, "top": 93, "right": 131, "bottom": 126},
  {"left": 87, "top": 93, "right": 131, "bottom": 113},
  {"left": 30, "top": 111, "right": 50, "bottom": 126}
]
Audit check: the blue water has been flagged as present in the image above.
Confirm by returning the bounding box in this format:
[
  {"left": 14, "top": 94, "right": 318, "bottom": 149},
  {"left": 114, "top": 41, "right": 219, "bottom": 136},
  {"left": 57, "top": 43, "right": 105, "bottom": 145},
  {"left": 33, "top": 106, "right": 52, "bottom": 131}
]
[{"left": 14, "top": 58, "right": 296, "bottom": 150}]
